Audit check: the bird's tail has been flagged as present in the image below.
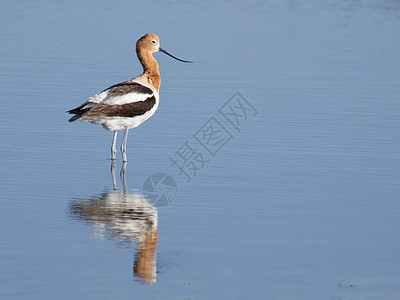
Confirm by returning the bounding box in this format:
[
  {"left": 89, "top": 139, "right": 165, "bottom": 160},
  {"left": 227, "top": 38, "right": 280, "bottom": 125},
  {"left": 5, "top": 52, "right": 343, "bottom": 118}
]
[
  {"left": 67, "top": 101, "right": 94, "bottom": 122},
  {"left": 68, "top": 114, "right": 82, "bottom": 122}
]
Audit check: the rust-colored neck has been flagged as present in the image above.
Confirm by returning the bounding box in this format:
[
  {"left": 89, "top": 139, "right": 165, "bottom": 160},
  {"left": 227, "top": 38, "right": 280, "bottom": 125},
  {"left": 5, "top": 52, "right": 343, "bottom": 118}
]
[{"left": 136, "top": 47, "right": 161, "bottom": 91}]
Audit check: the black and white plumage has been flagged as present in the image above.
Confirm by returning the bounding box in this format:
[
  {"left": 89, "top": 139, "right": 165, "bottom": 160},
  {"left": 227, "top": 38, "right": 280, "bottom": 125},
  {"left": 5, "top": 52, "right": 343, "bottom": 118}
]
[
  {"left": 68, "top": 79, "right": 159, "bottom": 162},
  {"left": 68, "top": 80, "right": 158, "bottom": 131},
  {"left": 67, "top": 33, "right": 192, "bottom": 162}
]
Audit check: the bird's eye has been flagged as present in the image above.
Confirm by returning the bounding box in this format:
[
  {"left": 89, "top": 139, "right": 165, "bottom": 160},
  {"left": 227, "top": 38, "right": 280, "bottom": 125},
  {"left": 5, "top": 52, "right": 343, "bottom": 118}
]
[{"left": 151, "top": 40, "right": 157, "bottom": 44}]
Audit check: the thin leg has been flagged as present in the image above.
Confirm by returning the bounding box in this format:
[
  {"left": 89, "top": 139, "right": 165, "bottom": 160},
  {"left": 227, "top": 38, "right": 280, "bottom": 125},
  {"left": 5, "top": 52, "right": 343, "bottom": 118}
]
[
  {"left": 111, "top": 131, "right": 118, "bottom": 160},
  {"left": 111, "top": 159, "right": 117, "bottom": 190},
  {"left": 121, "top": 128, "right": 129, "bottom": 162},
  {"left": 120, "top": 162, "right": 127, "bottom": 192}
]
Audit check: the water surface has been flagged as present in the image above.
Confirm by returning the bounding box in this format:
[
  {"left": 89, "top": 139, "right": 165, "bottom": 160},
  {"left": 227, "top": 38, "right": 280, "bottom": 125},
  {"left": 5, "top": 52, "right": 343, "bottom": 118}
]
[{"left": 1, "top": 0, "right": 399, "bottom": 299}]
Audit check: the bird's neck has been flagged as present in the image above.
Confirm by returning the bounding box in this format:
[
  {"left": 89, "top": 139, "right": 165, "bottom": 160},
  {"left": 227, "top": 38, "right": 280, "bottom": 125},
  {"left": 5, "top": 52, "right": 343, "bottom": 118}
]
[{"left": 137, "top": 50, "right": 161, "bottom": 91}]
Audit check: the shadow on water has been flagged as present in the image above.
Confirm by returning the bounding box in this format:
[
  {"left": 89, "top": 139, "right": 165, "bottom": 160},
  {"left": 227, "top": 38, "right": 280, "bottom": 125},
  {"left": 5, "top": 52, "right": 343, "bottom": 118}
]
[{"left": 68, "top": 161, "right": 159, "bottom": 284}]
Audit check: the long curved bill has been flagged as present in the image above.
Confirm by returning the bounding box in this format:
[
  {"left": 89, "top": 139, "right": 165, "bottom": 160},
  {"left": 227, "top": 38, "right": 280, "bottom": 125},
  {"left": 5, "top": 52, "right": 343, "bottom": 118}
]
[{"left": 159, "top": 47, "right": 193, "bottom": 63}]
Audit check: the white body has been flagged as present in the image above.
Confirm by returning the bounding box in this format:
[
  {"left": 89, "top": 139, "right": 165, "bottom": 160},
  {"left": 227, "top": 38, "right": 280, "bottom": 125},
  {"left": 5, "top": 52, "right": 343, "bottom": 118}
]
[{"left": 75, "top": 79, "right": 159, "bottom": 131}]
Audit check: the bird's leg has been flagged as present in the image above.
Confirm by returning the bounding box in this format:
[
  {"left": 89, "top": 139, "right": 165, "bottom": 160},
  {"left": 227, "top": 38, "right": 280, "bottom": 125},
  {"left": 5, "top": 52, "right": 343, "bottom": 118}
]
[
  {"left": 111, "top": 131, "right": 118, "bottom": 160},
  {"left": 120, "top": 162, "right": 127, "bottom": 192},
  {"left": 121, "top": 128, "right": 129, "bottom": 162},
  {"left": 111, "top": 159, "right": 117, "bottom": 190}
]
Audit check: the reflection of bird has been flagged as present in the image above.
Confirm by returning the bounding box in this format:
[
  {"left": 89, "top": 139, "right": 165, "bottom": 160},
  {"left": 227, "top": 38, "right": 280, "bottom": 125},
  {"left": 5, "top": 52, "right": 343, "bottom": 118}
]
[
  {"left": 67, "top": 33, "right": 192, "bottom": 162},
  {"left": 69, "top": 188, "right": 159, "bottom": 284}
]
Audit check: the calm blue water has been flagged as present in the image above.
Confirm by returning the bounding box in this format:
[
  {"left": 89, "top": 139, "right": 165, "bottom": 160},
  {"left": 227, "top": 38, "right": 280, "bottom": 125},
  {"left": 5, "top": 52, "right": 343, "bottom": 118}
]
[{"left": 1, "top": 0, "right": 399, "bottom": 299}]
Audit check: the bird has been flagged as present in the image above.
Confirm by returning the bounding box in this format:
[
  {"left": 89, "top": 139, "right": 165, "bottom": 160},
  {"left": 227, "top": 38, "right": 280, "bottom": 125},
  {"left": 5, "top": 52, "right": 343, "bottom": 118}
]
[{"left": 67, "top": 33, "right": 192, "bottom": 162}]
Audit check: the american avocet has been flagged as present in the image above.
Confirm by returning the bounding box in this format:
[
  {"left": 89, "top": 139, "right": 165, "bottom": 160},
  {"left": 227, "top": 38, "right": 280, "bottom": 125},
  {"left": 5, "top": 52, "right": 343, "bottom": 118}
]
[{"left": 68, "top": 33, "right": 192, "bottom": 162}]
